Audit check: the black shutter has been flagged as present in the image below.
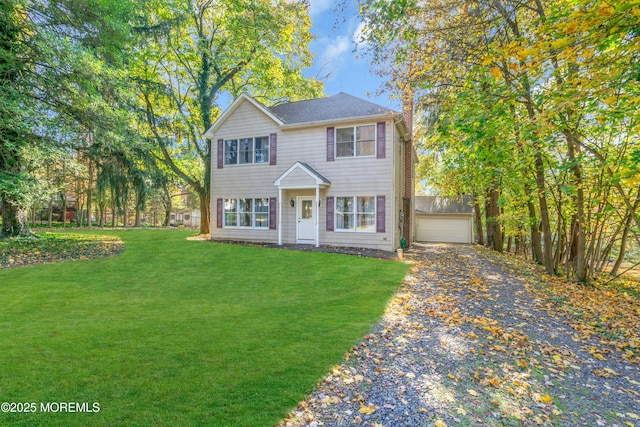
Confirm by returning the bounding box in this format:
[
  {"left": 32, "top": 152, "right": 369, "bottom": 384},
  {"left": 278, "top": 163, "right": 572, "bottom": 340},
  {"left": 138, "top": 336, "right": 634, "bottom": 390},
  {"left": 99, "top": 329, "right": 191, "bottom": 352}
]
[
  {"left": 326, "top": 127, "right": 335, "bottom": 161},
  {"left": 269, "top": 197, "right": 276, "bottom": 230},
  {"left": 216, "top": 198, "right": 223, "bottom": 228},
  {"left": 326, "top": 196, "right": 334, "bottom": 231},
  {"left": 269, "top": 133, "right": 277, "bottom": 165},
  {"left": 217, "top": 139, "right": 224, "bottom": 169},
  {"left": 376, "top": 195, "right": 385, "bottom": 232},
  {"left": 376, "top": 122, "right": 386, "bottom": 159}
]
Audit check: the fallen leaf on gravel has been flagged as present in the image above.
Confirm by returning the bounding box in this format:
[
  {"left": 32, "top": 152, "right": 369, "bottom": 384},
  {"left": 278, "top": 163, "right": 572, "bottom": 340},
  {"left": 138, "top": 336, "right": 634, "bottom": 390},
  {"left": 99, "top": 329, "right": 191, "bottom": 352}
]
[
  {"left": 320, "top": 396, "right": 340, "bottom": 405},
  {"left": 588, "top": 346, "right": 607, "bottom": 360},
  {"left": 358, "top": 404, "right": 376, "bottom": 415},
  {"left": 604, "top": 368, "right": 620, "bottom": 376},
  {"left": 467, "top": 389, "right": 479, "bottom": 397},
  {"left": 434, "top": 420, "right": 447, "bottom": 427},
  {"left": 539, "top": 394, "right": 553, "bottom": 405},
  {"left": 457, "top": 406, "right": 467, "bottom": 415},
  {"left": 489, "top": 376, "right": 501, "bottom": 387}
]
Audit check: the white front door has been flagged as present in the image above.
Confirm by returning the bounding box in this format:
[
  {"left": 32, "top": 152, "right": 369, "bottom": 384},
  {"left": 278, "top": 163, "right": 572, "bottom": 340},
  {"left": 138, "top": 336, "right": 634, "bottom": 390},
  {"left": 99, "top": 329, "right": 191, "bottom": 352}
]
[{"left": 297, "top": 196, "right": 315, "bottom": 243}]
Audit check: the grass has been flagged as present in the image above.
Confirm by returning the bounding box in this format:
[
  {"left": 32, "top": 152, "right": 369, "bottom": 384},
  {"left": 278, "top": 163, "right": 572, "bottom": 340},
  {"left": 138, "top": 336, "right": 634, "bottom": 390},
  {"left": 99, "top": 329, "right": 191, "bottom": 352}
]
[{"left": 0, "top": 229, "right": 408, "bottom": 426}]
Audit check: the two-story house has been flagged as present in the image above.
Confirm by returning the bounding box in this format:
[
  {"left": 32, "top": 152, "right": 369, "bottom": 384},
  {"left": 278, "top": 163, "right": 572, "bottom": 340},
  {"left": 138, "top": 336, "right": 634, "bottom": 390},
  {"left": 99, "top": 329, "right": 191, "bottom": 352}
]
[{"left": 204, "top": 92, "right": 414, "bottom": 252}]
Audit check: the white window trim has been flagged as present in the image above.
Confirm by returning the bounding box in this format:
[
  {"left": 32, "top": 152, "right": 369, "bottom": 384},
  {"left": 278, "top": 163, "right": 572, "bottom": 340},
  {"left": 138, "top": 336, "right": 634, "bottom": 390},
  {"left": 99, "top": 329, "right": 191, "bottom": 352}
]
[
  {"left": 335, "top": 124, "right": 377, "bottom": 159},
  {"left": 334, "top": 196, "right": 377, "bottom": 233},
  {"left": 223, "top": 197, "right": 270, "bottom": 229},
  {"left": 223, "top": 136, "right": 270, "bottom": 166}
]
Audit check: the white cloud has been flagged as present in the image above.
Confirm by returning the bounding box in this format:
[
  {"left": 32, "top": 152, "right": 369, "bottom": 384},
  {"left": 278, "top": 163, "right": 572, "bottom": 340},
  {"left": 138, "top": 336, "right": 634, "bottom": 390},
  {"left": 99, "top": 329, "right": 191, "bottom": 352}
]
[
  {"left": 321, "top": 36, "right": 350, "bottom": 63},
  {"left": 352, "top": 21, "right": 369, "bottom": 48},
  {"left": 309, "top": 0, "right": 333, "bottom": 16}
]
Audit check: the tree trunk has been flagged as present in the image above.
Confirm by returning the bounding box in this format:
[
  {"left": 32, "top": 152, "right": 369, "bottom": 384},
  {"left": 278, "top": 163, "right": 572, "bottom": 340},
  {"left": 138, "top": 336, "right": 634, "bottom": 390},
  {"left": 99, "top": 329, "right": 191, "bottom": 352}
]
[
  {"left": 110, "top": 190, "right": 116, "bottom": 228},
  {"left": 473, "top": 196, "right": 484, "bottom": 245},
  {"left": 61, "top": 192, "right": 67, "bottom": 228},
  {"left": 99, "top": 203, "right": 106, "bottom": 227},
  {"left": 198, "top": 188, "right": 210, "bottom": 235},
  {"left": 135, "top": 199, "right": 142, "bottom": 227},
  {"left": 611, "top": 192, "right": 640, "bottom": 275},
  {"left": 87, "top": 159, "right": 93, "bottom": 227},
  {"left": 566, "top": 133, "right": 587, "bottom": 281},
  {"left": 164, "top": 207, "right": 171, "bottom": 227},
  {"left": 48, "top": 199, "right": 53, "bottom": 227},
  {"left": 534, "top": 150, "right": 555, "bottom": 274},
  {"left": 526, "top": 197, "right": 544, "bottom": 265},
  {"left": 122, "top": 188, "right": 129, "bottom": 228},
  {"left": 0, "top": 197, "right": 32, "bottom": 238},
  {"left": 485, "top": 186, "right": 503, "bottom": 252}
]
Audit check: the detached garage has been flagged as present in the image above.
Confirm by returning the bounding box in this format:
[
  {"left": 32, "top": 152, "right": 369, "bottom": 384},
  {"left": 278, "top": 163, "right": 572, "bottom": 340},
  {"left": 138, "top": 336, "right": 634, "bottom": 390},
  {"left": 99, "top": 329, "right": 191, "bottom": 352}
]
[{"left": 415, "top": 196, "right": 474, "bottom": 244}]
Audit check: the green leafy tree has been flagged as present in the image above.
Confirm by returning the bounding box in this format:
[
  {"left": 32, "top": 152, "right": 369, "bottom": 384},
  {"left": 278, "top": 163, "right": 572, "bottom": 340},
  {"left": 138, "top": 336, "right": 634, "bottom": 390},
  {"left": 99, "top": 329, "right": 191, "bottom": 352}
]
[
  {"left": 0, "top": 0, "right": 139, "bottom": 237},
  {"left": 358, "top": 0, "right": 639, "bottom": 281},
  {"left": 134, "top": 0, "right": 322, "bottom": 234}
]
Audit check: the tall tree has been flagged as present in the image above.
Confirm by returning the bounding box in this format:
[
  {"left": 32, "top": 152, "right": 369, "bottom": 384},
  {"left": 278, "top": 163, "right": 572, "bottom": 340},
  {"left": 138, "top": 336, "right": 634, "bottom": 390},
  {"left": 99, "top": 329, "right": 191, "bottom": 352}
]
[
  {"left": 134, "top": 0, "right": 322, "bottom": 234},
  {"left": 0, "top": 0, "right": 33, "bottom": 237},
  {"left": 359, "top": 0, "right": 639, "bottom": 281},
  {"left": 0, "top": 0, "right": 139, "bottom": 237}
]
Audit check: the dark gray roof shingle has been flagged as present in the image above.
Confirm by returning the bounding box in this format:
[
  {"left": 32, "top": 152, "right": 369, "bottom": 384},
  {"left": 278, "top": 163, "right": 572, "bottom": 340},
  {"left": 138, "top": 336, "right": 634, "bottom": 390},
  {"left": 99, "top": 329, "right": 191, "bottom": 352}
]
[{"left": 268, "top": 92, "right": 395, "bottom": 124}]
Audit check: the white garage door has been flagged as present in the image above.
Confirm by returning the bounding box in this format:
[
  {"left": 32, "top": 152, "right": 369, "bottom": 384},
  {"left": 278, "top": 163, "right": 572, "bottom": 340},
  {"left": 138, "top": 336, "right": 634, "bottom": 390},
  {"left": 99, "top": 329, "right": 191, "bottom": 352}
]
[{"left": 416, "top": 215, "right": 472, "bottom": 243}]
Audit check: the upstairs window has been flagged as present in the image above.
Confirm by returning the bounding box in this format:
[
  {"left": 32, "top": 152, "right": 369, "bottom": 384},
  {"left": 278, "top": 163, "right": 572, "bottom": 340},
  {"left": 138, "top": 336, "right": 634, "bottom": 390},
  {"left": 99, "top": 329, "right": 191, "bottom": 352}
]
[
  {"left": 336, "top": 125, "right": 375, "bottom": 158},
  {"left": 224, "top": 136, "right": 269, "bottom": 165}
]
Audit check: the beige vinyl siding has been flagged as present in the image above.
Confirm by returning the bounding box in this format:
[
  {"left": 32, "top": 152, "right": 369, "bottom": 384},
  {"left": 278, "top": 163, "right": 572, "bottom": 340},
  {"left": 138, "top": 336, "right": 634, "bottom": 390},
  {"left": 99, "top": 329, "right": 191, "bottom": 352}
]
[
  {"left": 215, "top": 100, "right": 280, "bottom": 139},
  {"left": 210, "top": 97, "right": 402, "bottom": 251},
  {"left": 279, "top": 167, "right": 319, "bottom": 188}
]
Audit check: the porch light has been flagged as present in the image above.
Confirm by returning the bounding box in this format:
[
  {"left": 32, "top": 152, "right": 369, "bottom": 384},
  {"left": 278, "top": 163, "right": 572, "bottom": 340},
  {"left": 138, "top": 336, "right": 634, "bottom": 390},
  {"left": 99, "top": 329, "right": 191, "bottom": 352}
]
[{"left": 290, "top": 198, "right": 295, "bottom": 207}]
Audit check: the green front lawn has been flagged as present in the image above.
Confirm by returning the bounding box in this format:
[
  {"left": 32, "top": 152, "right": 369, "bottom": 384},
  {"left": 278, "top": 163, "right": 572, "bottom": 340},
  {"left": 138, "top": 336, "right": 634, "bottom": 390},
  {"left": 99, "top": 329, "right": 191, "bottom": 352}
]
[{"left": 0, "top": 230, "right": 407, "bottom": 426}]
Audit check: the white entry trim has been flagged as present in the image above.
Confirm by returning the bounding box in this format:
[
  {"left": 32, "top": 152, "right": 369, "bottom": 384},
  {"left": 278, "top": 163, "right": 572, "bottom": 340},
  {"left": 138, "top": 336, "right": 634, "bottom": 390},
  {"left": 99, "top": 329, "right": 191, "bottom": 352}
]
[
  {"left": 296, "top": 196, "right": 316, "bottom": 244},
  {"left": 275, "top": 162, "right": 328, "bottom": 248}
]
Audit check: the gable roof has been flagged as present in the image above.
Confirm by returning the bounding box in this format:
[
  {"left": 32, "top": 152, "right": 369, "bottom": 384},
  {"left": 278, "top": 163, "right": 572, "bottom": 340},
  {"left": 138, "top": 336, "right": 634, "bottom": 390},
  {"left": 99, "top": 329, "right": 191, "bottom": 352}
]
[
  {"left": 268, "top": 92, "right": 395, "bottom": 125},
  {"left": 203, "top": 93, "right": 283, "bottom": 139},
  {"left": 274, "top": 162, "right": 331, "bottom": 188},
  {"left": 204, "top": 92, "right": 405, "bottom": 139}
]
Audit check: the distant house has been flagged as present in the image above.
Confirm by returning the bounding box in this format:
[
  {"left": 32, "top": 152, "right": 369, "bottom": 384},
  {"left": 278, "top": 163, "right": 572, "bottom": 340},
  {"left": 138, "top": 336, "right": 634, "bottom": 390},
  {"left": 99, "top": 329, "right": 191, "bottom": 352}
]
[
  {"left": 204, "top": 92, "right": 416, "bottom": 251},
  {"left": 169, "top": 210, "right": 201, "bottom": 228},
  {"left": 414, "top": 195, "right": 475, "bottom": 243}
]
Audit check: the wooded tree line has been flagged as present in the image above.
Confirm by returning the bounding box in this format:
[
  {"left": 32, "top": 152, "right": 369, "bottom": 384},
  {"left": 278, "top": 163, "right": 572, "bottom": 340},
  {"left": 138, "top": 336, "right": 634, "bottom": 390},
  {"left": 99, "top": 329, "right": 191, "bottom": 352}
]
[
  {"left": 359, "top": 0, "right": 639, "bottom": 281},
  {"left": 0, "top": 0, "right": 320, "bottom": 237}
]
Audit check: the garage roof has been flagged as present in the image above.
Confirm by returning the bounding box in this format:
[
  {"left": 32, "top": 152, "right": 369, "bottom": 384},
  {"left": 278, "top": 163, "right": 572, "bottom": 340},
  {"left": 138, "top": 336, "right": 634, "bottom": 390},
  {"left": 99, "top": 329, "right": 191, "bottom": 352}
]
[{"left": 415, "top": 196, "right": 474, "bottom": 214}]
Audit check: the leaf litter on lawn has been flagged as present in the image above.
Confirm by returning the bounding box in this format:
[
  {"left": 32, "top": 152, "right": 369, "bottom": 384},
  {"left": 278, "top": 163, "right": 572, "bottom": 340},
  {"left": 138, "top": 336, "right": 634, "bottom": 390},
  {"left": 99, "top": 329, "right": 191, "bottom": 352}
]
[
  {"left": 279, "top": 243, "right": 640, "bottom": 427},
  {"left": 0, "top": 232, "right": 124, "bottom": 269}
]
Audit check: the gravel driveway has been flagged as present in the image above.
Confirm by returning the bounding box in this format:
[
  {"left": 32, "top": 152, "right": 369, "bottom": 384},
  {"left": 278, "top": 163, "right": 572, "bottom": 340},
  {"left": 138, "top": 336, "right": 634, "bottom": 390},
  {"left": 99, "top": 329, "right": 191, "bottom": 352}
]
[{"left": 280, "top": 243, "right": 640, "bottom": 427}]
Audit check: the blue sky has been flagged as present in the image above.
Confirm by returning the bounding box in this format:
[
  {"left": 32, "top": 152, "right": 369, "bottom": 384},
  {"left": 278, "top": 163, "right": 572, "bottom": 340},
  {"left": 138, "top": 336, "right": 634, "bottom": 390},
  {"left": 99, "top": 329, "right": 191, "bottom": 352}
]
[{"left": 306, "top": 1, "right": 399, "bottom": 110}]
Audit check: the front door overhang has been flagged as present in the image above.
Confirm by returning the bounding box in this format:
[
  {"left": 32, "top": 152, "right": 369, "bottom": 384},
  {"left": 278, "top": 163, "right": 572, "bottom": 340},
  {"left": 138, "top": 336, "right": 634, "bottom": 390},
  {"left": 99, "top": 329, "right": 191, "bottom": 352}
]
[{"left": 274, "top": 162, "right": 331, "bottom": 247}]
